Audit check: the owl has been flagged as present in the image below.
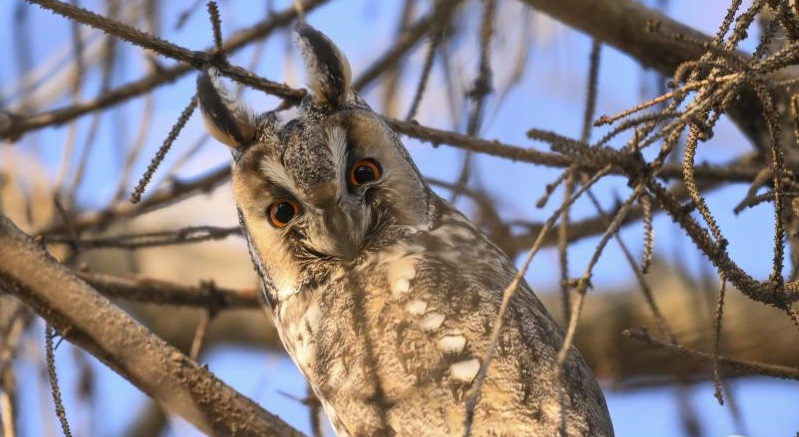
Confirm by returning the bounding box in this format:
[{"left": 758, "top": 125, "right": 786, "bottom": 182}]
[{"left": 196, "top": 23, "right": 613, "bottom": 437}]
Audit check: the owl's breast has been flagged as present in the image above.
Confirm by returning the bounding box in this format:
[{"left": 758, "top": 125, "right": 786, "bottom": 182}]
[{"left": 270, "top": 213, "right": 611, "bottom": 436}]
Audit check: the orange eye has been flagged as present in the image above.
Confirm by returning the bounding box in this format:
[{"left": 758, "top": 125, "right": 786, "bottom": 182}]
[
  {"left": 349, "top": 158, "right": 382, "bottom": 187},
  {"left": 267, "top": 199, "right": 302, "bottom": 228}
]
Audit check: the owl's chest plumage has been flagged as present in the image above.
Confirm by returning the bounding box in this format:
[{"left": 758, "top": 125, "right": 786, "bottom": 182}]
[
  {"left": 272, "top": 214, "right": 485, "bottom": 431},
  {"left": 199, "top": 21, "right": 612, "bottom": 435},
  {"left": 268, "top": 208, "right": 610, "bottom": 436},
  {"left": 274, "top": 219, "right": 479, "bottom": 363}
]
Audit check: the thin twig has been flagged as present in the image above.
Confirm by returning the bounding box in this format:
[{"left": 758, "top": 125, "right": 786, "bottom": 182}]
[
  {"left": 44, "top": 225, "right": 241, "bottom": 250},
  {"left": 45, "top": 324, "right": 74, "bottom": 437},
  {"left": 352, "top": 0, "right": 463, "bottom": 91},
  {"left": 712, "top": 274, "right": 727, "bottom": 405},
  {"left": 78, "top": 272, "right": 259, "bottom": 309},
  {"left": 206, "top": 2, "right": 224, "bottom": 53},
  {"left": 556, "top": 185, "right": 646, "bottom": 367},
  {"left": 4, "top": 0, "right": 327, "bottom": 140},
  {"left": 640, "top": 192, "right": 655, "bottom": 273},
  {"left": 130, "top": 96, "right": 197, "bottom": 203},
  {"left": 404, "top": 27, "right": 441, "bottom": 121},
  {"left": 625, "top": 328, "right": 799, "bottom": 380},
  {"left": 463, "top": 165, "right": 613, "bottom": 433}
]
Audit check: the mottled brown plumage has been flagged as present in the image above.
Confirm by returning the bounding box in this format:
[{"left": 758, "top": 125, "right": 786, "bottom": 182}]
[{"left": 197, "top": 23, "right": 613, "bottom": 437}]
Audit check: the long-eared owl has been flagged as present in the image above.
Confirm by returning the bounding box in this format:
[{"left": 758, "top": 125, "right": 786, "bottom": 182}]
[{"left": 196, "top": 23, "right": 613, "bottom": 437}]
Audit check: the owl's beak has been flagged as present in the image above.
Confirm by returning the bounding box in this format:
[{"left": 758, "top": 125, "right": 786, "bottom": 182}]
[{"left": 323, "top": 208, "right": 361, "bottom": 261}]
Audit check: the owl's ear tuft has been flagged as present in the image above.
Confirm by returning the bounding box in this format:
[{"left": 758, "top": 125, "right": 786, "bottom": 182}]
[
  {"left": 295, "top": 23, "right": 352, "bottom": 108},
  {"left": 196, "top": 67, "right": 257, "bottom": 149}
]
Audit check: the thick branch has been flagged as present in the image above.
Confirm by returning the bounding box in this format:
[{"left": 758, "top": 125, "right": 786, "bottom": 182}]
[
  {"left": 561, "top": 269, "right": 799, "bottom": 386},
  {"left": 0, "top": 215, "right": 304, "bottom": 437}
]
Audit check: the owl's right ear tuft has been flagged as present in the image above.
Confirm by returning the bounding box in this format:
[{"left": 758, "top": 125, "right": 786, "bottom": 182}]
[
  {"left": 295, "top": 23, "right": 352, "bottom": 108},
  {"left": 196, "top": 67, "right": 257, "bottom": 149}
]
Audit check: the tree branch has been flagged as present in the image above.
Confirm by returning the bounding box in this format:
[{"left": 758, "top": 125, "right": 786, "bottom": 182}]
[
  {"left": 2, "top": 0, "right": 331, "bottom": 141},
  {"left": 0, "top": 215, "right": 305, "bottom": 437},
  {"left": 518, "top": 0, "right": 772, "bottom": 152}
]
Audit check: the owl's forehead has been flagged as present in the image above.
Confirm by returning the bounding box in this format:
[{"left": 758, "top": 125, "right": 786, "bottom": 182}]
[
  {"left": 235, "top": 105, "right": 392, "bottom": 197},
  {"left": 234, "top": 109, "right": 341, "bottom": 197}
]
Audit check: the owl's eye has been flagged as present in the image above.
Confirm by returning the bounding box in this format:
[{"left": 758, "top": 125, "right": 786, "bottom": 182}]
[
  {"left": 267, "top": 200, "right": 302, "bottom": 228},
  {"left": 349, "top": 159, "right": 382, "bottom": 187}
]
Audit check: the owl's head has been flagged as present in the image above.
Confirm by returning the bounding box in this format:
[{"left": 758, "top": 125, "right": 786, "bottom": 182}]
[{"left": 197, "top": 24, "right": 432, "bottom": 303}]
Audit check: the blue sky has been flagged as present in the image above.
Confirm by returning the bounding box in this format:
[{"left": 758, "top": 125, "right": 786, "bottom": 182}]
[{"left": 3, "top": 0, "right": 799, "bottom": 436}]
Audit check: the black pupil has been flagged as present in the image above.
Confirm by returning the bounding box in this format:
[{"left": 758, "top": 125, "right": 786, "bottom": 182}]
[
  {"left": 274, "top": 202, "right": 296, "bottom": 224},
  {"left": 353, "top": 164, "right": 377, "bottom": 185}
]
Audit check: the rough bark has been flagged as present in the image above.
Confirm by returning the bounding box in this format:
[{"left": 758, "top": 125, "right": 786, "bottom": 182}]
[{"left": 0, "top": 215, "right": 305, "bottom": 437}]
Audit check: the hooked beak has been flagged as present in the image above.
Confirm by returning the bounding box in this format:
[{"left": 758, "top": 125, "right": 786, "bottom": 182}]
[{"left": 322, "top": 203, "right": 362, "bottom": 261}]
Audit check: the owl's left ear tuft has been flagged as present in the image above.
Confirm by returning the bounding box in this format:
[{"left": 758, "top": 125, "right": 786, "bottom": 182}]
[
  {"left": 196, "top": 67, "right": 257, "bottom": 150},
  {"left": 295, "top": 23, "right": 352, "bottom": 108}
]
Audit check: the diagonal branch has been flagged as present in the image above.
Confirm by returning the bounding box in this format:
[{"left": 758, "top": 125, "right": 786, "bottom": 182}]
[{"left": 0, "top": 215, "right": 305, "bottom": 437}]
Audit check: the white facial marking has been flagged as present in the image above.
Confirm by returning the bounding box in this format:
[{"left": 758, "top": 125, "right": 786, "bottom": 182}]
[
  {"left": 326, "top": 126, "right": 349, "bottom": 194},
  {"left": 405, "top": 299, "right": 427, "bottom": 315},
  {"left": 438, "top": 334, "right": 466, "bottom": 354},
  {"left": 259, "top": 158, "right": 299, "bottom": 196},
  {"left": 420, "top": 312, "right": 445, "bottom": 331},
  {"left": 450, "top": 358, "right": 481, "bottom": 383}
]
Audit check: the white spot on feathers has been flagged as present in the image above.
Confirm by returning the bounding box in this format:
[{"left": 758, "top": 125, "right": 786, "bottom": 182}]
[
  {"left": 438, "top": 335, "right": 466, "bottom": 354},
  {"left": 450, "top": 358, "right": 481, "bottom": 382},
  {"left": 405, "top": 299, "right": 427, "bottom": 315},
  {"left": 388, "top": 255, "right": 418, "bottom": 296},
  {"left": 393, "top": 278, "right": 410, "bottom": 294},
  {"left": 420, "top": 312, "right": 445, "bottom": 331},
  {"left": 277, "top": 284, "right": 299, "bottom": 300},
  {"left": 304, "top": 302, "right": 322, "bottom": 333},
  {"left": 295, "top": 339, "right": 314, "bottom": 367},
  {"left": 260, "top": 158, "right": 299, "bottom": 197}
]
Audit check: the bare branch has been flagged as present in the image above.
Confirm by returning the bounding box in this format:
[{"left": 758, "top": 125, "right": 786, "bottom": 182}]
[
  {"left": 518, "top": 0, "right": 773, "bottom": 152},
  {"left": 0, "top": 215, "right": 305, "bottom": 437},
  {"left": 2, "top": 0, "right": 329, "bottom": 141},
  {"left": 624, "top": 328, "right": 799, "bottom": 381}
]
